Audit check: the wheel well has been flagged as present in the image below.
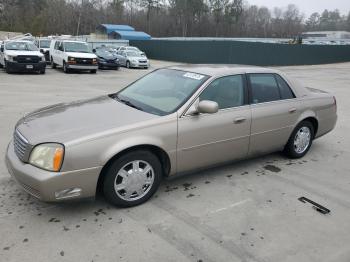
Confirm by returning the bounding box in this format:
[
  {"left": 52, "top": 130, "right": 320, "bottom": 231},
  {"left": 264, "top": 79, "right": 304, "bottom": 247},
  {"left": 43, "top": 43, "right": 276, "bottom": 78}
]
[
  {"left": 302, "top": 117, "right": 318, "bottom": 136},
  {"left": 96, "top": 145, "right": 171, "bottom": 194}
]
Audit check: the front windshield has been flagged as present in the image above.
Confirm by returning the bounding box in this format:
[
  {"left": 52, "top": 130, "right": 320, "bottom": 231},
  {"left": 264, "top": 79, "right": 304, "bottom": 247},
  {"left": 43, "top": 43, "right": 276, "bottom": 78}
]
[
  {"left": 126, "top": 51, "right": 139, "bottom": 57},
  {"left": 40, "top": 40, "right": 51, "bottom": 48},
  {"left": 113, "top": 69, "right": 209, "bottom": 116},
  {"left": 64, "top": 42, "right": 90, "bottom": 53},
  {"left": 5, "top": 41, "right": 38, "bottom": 51}
]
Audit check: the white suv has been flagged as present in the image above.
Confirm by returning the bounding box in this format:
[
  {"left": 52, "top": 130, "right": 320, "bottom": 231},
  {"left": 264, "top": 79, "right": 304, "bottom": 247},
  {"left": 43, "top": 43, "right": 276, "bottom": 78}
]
[
  {"left": 50, "top": 40, "right": 98, "bottom": 73},
  {"left": 0, "top": 40, "right": 46, "bottom": 74}
]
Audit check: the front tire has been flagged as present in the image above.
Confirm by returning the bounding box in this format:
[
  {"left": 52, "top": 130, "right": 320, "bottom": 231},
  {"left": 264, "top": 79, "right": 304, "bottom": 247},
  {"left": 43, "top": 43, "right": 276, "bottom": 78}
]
[
  {"left": 63, "top": 61, "right": 69, "bottom": 73},
  {"left": 4, "top": 60, "right": 11, "bottom": 74},
  {"left": 90, "top": 69, "right": 97, "bottom": 74},
  {"left": 284, "top": 121, "right": 314, "bottom": 158},
  {"left": 103, "top": 150, "right": 162, "bottom": 207},
  {"left": 126, "top": 61, "right": 130, "bottom": 68}
]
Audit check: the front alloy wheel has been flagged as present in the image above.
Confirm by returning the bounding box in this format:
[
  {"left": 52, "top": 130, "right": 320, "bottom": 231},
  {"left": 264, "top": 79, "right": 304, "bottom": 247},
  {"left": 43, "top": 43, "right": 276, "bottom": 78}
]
[
  {"left": 103, "top": 150, "right": 162, "bottom": 207},
  {"left": 114, "top": 160, "right": 155, "bottom": 201}
]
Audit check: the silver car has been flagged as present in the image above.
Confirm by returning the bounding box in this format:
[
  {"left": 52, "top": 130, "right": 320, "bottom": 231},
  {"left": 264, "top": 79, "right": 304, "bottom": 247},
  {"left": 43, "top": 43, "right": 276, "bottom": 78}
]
[
  {"left": 117, "top": 50, "right": 149, "bottom": 69},
  {"left": 5, "top": 65, "right": 337, "bottom": 207}
]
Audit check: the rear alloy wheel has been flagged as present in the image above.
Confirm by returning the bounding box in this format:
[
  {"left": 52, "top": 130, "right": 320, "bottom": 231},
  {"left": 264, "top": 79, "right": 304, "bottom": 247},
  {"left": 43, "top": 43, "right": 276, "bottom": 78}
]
[
  {"left": 284, "top": 121, "right": 314, "bottom": 158},
  {"left": 103, "top": 150, "right": 162, "bottom": 207}
]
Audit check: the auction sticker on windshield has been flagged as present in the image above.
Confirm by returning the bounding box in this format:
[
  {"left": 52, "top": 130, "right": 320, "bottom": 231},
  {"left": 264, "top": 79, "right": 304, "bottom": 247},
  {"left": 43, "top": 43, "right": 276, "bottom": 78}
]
[{"left": 183, "top": 72, "right": 205, "bottom": 80}]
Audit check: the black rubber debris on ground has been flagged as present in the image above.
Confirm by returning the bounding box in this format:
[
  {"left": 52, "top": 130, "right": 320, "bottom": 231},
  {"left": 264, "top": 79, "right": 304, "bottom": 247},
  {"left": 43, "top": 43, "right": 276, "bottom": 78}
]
[{"left": 263, "top": 165, "right": 281, "bottom": 173}]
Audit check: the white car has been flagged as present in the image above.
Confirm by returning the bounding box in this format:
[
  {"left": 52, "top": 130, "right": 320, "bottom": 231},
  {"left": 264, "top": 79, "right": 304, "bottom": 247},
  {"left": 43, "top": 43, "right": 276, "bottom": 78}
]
[
  {"left": 0, "top": 40, "right": 46, "bottom": 74},
  {"left": 50, "top": 40, "right": 98, "bottom": 73}
]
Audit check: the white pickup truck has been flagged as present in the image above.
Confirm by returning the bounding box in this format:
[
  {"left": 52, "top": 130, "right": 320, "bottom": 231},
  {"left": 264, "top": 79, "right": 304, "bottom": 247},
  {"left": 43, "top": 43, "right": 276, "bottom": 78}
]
[
  {"left": 50, "top": 40, "right": 98, "bottom": 73},
  {"left": 0, "top": 40, "right": 46, "bottom": 74}
]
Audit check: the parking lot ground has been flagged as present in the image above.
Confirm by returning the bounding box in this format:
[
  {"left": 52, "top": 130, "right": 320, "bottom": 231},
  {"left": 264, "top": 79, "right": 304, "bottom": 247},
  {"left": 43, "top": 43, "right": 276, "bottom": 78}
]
[{"left": 0, "top": 61, "right": 350, "bottom": 262}]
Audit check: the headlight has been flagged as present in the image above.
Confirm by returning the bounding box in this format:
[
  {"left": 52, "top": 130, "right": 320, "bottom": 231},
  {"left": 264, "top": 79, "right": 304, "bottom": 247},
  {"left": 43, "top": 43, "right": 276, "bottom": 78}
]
[
  {"left": 29, "top": 143, "right": 64, "bottom": 172},
  {"left": 131, "top": 59, "right": 137, "bottom": 63},
  {"left": 5, "top": 55, "right": 15, "bottom": 62},
  {"left": 68, "top": 57, "right": 75, "bottom": 61},
  {"left": 92, "top": 58, "right": 97, "bottom": 63}
]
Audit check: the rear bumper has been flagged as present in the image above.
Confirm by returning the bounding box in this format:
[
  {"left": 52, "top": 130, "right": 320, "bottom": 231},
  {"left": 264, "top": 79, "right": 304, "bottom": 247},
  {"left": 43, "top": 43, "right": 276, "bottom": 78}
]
[
  {"left": 67, "top": 64, "right": 98, "bottom": 70},
  {"left": 5, "top": 141, "right": 102, "bottom": 202},
  {"left": 7, "top": 61, "right": 46, "bottom": 72}
]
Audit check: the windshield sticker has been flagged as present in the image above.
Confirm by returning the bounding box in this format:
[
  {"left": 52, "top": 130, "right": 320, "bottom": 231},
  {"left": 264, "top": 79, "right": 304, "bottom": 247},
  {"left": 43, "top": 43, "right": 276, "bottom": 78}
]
[{"left": 183, "top": 72, "right": 205, "bottom": 80}]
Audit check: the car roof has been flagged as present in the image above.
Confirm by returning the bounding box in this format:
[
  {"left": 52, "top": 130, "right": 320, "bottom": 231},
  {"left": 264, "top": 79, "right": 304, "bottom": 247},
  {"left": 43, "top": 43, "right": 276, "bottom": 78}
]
[
  {"left": 4, "top": 40, "right": 33, "bottom": 43},
  {"left": 167, "top": 64, "right": 279, "bottom": 76}
]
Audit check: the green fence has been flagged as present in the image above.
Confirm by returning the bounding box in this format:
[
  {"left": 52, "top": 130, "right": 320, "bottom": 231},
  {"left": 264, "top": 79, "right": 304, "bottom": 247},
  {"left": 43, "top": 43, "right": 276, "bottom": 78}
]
[{"left": 130, "top": 39, "right": 350, "bottom": 66}]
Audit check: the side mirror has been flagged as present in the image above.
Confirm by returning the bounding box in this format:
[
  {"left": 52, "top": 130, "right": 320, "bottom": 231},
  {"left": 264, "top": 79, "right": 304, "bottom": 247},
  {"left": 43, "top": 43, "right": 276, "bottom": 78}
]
[
  {"left": 0, "top": 46, "right": 4, "bottom": 52},
  {"left": 40, "top": 49, "right": 44, "bottom": 53},
  {"left": 93, "top": 49, "right": 96, "bottom": 53},
  {"left": 197, "top": 100, "right": 219, "bottom": 114}
]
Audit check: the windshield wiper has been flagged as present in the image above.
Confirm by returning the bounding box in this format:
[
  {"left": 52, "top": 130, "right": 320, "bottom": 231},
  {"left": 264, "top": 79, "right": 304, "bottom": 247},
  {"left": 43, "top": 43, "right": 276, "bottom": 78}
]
[{"left": 114, "top": 95, "right": 143, "bottom": 111}]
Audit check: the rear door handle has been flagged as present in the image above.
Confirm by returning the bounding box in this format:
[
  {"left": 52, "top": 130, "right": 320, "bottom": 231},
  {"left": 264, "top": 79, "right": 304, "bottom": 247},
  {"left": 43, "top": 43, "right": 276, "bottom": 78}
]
[
  {"left": 289, "top": 108, "right": 297, "bottom": 113},
  {"left": 234, "top": 117, "right": 246, "bottom": 124}
]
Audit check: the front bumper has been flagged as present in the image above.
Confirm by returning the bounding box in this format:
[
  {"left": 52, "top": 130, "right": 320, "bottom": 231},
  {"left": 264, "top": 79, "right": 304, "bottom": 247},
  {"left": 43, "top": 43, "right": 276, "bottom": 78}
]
[
  {"left": 129, "top": 61, "right": 149, "bottom": 68},
  {"left": 66, "top": 64, "right": 98, "bottom": 70},
  {"left": 98, "top": 61, "right": 120, "bottom": 68},
  {"left": 5, "top": 141, "right": 102, "bottom": 202},
  {"left": 7, "top": 61, "right": 46, "bottom": 72}
]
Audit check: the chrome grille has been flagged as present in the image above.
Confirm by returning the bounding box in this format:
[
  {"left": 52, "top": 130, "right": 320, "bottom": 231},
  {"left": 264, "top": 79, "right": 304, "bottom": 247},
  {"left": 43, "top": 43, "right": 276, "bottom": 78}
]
[{"left": 13, "top": 129, "right": 29, "bottom": 162}]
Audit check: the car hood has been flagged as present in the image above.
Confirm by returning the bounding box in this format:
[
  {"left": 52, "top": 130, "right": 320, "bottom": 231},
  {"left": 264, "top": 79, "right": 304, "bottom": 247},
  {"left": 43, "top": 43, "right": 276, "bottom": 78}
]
[
  {"left": 65, "top": 52, "right": 97, "bottom": 59},
  {"left": 98, "top": 54, "right": 118, "bottom": 60},
  {"left": 5, "top": 50, "right": 44, "bottom": 57},
  {"left": 16, "top": 96, "right": 158, "bottom": 145}
]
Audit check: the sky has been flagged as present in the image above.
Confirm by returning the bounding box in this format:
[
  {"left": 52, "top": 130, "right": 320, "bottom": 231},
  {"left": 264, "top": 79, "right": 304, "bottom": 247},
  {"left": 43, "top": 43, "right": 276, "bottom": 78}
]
[{"left": 246, "top": 0, "right": 350, "bottom": 17}]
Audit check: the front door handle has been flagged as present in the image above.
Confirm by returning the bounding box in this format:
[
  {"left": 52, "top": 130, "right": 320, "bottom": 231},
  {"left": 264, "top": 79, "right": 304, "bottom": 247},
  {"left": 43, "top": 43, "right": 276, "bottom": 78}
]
[
  {"left": 289, "top": 108, "right": 297, "bottom": 113},
  {"left": 234, "top": 117, "right": 246, "bottom": 124}
]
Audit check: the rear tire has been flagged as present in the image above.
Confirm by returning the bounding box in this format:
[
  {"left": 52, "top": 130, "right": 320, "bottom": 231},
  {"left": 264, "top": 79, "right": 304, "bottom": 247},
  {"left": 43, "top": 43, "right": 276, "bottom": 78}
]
[
  {"left": 126, "top": 61, "right": 130, "bottom": 69},
  {"left": 103, "top": 150, "right": 162, "bottom": 207},
  {"left": 284, "top": 121, "right": 314, "bottom": 159},
  {"left": 90, "top": 69, "right": 97, "bottom": 74},
  {"left": 40, "top": 69, "right": 46, "bottom": 74},
  {"left": 51, "top": 57, "right": 56, "bottom": 69}
]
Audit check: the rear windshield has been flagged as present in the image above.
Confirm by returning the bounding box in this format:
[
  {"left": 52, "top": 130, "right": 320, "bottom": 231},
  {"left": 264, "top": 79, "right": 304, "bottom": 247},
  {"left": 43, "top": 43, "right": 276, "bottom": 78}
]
[{"left": 40, "top": 40, "right": 51, "bottom": 48}]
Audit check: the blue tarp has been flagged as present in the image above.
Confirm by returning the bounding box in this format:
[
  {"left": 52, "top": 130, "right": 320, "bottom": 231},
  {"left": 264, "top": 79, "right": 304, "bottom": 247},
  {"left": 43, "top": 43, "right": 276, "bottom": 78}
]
[
  {"left": 110, "top": 30, "right": 151, "bottom": 40},
  {"left": 100, "top": 24, "right": 135, "bottom": 34}
]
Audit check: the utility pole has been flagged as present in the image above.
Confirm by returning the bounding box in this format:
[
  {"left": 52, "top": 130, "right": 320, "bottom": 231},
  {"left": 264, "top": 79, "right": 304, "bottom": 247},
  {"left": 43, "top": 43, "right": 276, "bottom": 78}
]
[{"left": 76, "top": 0, "right": 83, "bottom": 36}]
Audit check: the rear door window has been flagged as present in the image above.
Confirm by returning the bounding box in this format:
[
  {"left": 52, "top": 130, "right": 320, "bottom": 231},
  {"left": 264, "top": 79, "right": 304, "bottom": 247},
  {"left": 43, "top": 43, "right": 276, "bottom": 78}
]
[
  {"left": 275, "top": 74, "right": 295, "bottom": 99},
  {"left": 249, "top": 74, "right": 280, "bottom": 104}
]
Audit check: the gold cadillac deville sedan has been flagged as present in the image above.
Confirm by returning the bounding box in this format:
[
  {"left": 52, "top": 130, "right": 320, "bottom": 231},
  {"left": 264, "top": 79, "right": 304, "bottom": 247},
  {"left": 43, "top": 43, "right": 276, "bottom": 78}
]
[{"left": 5, "top": 65, "right": 337, "bottom": 207}]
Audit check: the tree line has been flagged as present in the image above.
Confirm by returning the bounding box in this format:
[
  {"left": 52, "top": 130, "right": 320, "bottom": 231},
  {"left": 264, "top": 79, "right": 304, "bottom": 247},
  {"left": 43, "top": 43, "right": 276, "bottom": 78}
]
[{"left": 0, "top": 0, "right": 349, "bottom": 38}]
